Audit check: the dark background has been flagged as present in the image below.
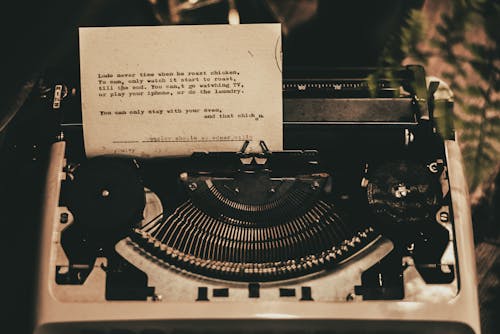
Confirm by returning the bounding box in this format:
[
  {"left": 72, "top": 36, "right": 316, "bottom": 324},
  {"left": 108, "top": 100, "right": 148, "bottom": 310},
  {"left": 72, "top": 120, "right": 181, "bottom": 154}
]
[
  {"left": 0, "top": 0, "right": 420, "bottom": 107},
  {"left": 0, "top": 1, "right": 497, "bottom": 334}
]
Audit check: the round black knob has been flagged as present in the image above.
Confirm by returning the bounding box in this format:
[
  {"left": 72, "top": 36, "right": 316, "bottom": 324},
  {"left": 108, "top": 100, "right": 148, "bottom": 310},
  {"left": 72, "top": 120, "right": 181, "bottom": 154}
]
[
  {"left": 66, "top": 158, "right": 145, "bottom": 239},
  {"left": 367, "top": 160, "right": 440, "bottom": 241}
]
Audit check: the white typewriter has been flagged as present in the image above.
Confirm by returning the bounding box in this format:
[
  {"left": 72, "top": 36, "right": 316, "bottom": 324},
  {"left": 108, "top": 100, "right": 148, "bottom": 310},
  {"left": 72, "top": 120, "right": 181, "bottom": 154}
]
[{"left": 33, "top": 65, "right": 480, "bottom": 334}]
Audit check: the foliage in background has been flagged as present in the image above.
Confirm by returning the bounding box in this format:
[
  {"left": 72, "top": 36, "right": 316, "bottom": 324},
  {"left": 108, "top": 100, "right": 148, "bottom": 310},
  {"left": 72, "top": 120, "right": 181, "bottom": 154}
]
[{"left": 380, "top": 0, "right": 500, "bottom": 191}]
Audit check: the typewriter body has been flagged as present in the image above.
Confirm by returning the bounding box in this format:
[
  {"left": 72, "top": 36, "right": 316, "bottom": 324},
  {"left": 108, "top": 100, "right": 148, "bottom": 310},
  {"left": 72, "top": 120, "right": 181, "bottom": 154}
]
[{"left": 33, "top": 65, "right": 480, "bottom": 334}]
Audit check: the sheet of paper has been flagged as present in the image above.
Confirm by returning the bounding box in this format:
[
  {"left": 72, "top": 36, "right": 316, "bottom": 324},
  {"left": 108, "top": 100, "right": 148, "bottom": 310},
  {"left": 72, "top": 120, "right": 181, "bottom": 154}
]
[{"left": 79, "top": 24, "right": 282, "bottom": 157}]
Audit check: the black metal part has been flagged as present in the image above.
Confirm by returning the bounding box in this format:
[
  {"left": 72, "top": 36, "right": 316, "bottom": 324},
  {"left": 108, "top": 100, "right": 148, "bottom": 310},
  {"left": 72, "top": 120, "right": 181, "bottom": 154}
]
[
  {"left": 283, "top": 66, "right": 430, "bottom": 150},
  {"left": 284, "top": 98, "right": 417, "bottom": 124},
  {"left": 412, "top": 222, "right": 455, "bottom": 284},
  {"left": 55, "top": 264, "right": 93, "bottom": 285},
  {"left": 59, "top": 212, "right": 69, "bottom": 224},
  {"left": 188, "top": 148, "right": 322, "bottom": 177},
  {"left": 365, "top": 158, "right": 454, "bottom": 286},
  {"left": 65, "top": 158, "right": 145, "bottom": 239},
  {"left": 60, "top": 223, "right": 99, "bottom": 268},
  {"left": 213, "top": 288, "right": 229, "bottom": 297},
  {"left": 104, "top": 252, "right": 155, "bottom": 301},
  {"left": 283, "top": 66, "right": 421, "bottom": 99},
  {"left": 279, "top": 288, "right": 296, "bottom": 297},
  {"left": 57, "top": 158, "right": 154, "bottom": 295},
  {"left": 196, "top": 287, "right": 209, "bottom": 301},
  {"left": 300, "top": 286, "right": 314, "bottom": 301},
  {"left": 133, "top": 149, "right": 378, "bottom": 281},
  {"left": 366, "top": 160, "right": 441, "bottom": 243},
  {"left": 354, "top": 250, "right": 405, "bottom": 300},
  {"left": 248, "top": 283, "right": 260, "bottom": 298},
  {"left": 185, "top": 172, "right": 329, "bottom": 226}
]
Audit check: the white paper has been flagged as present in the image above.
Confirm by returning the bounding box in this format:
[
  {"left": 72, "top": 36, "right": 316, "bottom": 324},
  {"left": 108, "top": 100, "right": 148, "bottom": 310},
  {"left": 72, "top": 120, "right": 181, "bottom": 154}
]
[{"left": 79, "top": 24, "right": 282, "bottom": 157}]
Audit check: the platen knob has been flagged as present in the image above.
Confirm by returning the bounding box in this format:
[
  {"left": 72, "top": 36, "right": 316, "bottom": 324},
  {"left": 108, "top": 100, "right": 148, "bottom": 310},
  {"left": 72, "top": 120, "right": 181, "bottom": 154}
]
[
  {"left": 367, "top": 160, "right": 441, "bottom": 241},
  {"left": 65, "top": 158, "right": 145, "bottom": 240}
]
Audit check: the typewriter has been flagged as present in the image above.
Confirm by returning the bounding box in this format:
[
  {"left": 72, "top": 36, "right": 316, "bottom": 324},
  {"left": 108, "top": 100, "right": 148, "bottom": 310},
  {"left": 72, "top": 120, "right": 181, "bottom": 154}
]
[{"left": 24, "top": 65, "right": 479, "bottom": 334}]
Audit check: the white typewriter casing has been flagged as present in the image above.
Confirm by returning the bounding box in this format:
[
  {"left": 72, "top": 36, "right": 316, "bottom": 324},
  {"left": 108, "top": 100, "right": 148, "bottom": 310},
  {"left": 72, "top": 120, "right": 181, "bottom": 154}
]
[{"left": 34, "top": 137, "right": 481, "bottom": 334}]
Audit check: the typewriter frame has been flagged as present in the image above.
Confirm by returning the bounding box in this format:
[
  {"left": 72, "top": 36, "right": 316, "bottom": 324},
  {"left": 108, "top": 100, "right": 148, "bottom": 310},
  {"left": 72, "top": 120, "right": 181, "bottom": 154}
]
[{"left": 33, "top": 66, "right": 481, "bottom": 334}]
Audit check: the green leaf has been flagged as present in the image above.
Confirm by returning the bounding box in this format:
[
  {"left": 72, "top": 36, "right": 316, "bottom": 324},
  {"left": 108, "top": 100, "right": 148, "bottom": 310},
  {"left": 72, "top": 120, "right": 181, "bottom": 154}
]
[
  {"left": 448, "top": 35, "right": 467, "bottom": 45},
  {"left": 450, "top": 82, "right": 465, "bottom": 93},
  {"left": 452, "top": 116, "right": 466, "bottom": 129},
  {"left": 459, "top": 131, "right": 478, "bottom": 142},
  {"left": 486, "top": 117, "right": 500, "bottom": 132},
  {"left": 488, "top": 99, "right": 500, "bottom": 111},
  {"left": 495, "top": 79, "right": 500, "bottom": 91},
  {"left": 465, "top": 86, "right": 485, "bottom": 98},
  {"left": 460, "top": 122, "right": 480, "bottom": 132},
  {"left": 483, "top": 3, "right": 500, "bottom": 42},
  {"left": 479, "top": 140, "right": 496, "bottom": 155},
  {"left": 436, "top": 25, "right": 450, "bottom": 39},
  {"left": 453, "top": 94, "right": 464, "bottom": 105},
  {"left": 463, "top": 105, "right": 485, "bottom": 116},
  {"left": 477, "top": 154, "right": 494, "bottom": 169},
  {"left": 440, "top": 13, "right": 452, "bottom": 26},
  {"left": 457, "top": 121, "right": 480, "bottom": 132},
  {"left": 441, "top": 71, "right": 455, "bottom": 81},
  {"left": 430, "top": 38, "right": 448, "bottom": 50},
  {"left": 456, "top": 64, "right": 467, "bottom": 77},
  {"left": 487, "top": 125, "right": 500, "bottom": 138},
  {"left": 464, "top": 43, "right": 492, "bottom": 59},
  {"left": 470, "top": 61, "right": 495, "bottom": 81},
  {"left": 461, "top": 121, "right": 481, "bottom": 131},
  {"left": 461, "top": 147, "right": 478, "bottom": 159},
  {"left": 481, "top": 143, "right": 499, "bottom": 159},
  {"left": 489, "top": 119, "right": 500, "bottom": 127},
  {"left": 444, "top": 53, "right": 458, "bottom": 66}
]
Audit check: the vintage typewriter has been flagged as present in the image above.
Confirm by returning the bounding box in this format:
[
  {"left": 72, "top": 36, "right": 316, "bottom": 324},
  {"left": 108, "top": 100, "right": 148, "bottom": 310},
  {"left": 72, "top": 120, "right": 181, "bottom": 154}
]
[{"left": 25, "top": 65, "right": 479, "bottom": 333}]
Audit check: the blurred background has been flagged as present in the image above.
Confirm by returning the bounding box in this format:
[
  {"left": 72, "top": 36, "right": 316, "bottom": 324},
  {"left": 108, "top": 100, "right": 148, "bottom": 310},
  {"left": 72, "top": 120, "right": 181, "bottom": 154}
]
[{"left": 0, "top": 0, "right": 498, "bottom": 333}]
